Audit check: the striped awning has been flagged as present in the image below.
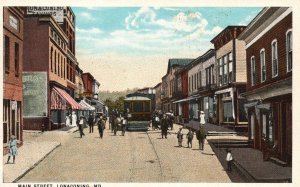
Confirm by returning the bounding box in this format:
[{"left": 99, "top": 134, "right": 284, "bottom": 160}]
[
  {"left": 51, "top": 86, "right": 81, "bottom": 110},
  {"left": 79, "top": 100, "right": 95, "bottom": 111}
]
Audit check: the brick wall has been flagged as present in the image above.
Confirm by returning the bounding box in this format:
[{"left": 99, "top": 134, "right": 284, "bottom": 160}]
[
  {"left": 235, "top": 39, "right": 247, "bottom": 82},
  {"left": 246, "top": 13, "right": 292, "bottom": 91}
]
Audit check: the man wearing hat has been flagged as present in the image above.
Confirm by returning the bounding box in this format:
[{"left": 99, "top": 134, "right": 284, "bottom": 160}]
[
  {"left": 160, "top": 114, "right": 168, "bottom": 139},
  {"left": 196, "top": 125, "right": 206, "bottom": 150},
  {"left": 78, "top": 115, "right": 86, "bottom": 138},
  {"left": 7, "top": 135, "right": 17, "bottom": 164}
]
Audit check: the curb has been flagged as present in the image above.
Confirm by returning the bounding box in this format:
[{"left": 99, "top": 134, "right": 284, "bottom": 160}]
[{"left": 12, "top": 143, "right": 61, "bottom": 183}]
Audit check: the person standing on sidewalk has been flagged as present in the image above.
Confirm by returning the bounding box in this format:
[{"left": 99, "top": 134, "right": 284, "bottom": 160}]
[
  {"left": 186, "top": 128, "right": 194, "bottom": 148},
  {"left": 65, "top": 113, "right": 71, "bottom": 127},
  {"left": 226, "top": 149, "right": 233, "bottom": 172},
  {"left": 6, "top": 135, "right": 17, "bottom": 164},
  {"left": 196, "top": 125, "right": 206, "bottom": 150},
  {"left": 71, "top": 111, "right": 77, "bottom": 127},
  {"left": 160, "top": 114, "right": 168, "bottom": 139},
  {"left": 78, "top": 115, "right": 85, "bottom": 138},
  {"left": 199, "top": 111, "right": 206, "bottom": 127},
  {"left": 88, "top": 113, "right": 94, "bottom": 133},
  {"left": 177, "top": 127, "right": 184, "bottom": 147},
  {"left": 97, "top": 115, "right": 106, "bottom": 138}
]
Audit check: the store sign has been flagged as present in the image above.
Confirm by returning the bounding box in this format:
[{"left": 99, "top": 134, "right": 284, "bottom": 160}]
[
  {"left": 9, "top": 15, "right": 18, "bottom": 31},
  {"left": 23, "top": 72, "right": 48, "bottom": 117},
  {"left": 27, "top": 7, "right": 64, "bottom": 23}
]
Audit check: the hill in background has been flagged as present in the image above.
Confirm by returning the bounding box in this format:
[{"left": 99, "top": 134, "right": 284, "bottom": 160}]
[{"left": 98, "top": 88, "right": 139, "bottom": 102}]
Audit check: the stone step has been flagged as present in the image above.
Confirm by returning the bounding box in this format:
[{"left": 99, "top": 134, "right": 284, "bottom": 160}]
[
  {"left": 207, "top": 131, "right": 237, "bottom": 136},
  {"left": 269, "top": 157, "right": 288, "bottom": 167}
]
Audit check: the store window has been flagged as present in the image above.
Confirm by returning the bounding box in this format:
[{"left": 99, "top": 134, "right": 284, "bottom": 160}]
[
  {"left": 262, "top": 113, "right": 267, "bottom": 141},
  {"left": 228, "top": 52, "right": 233, "bottom": 83},
  {"left": 223, "top": 101, "right": 234, "bottom": 122},
  {"left": 223, "top": 56, "right": 228, "bottom": 84}
]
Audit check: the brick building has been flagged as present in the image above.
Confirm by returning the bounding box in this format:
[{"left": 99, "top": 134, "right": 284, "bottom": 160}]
[
  {"left": 210, "top": 26, "right": 248, "bottom": 131},
  {"left": 3, "top": 7, "right": 25, "bottom": 150},
  {"left": 239, "top": 7, "right": 292, "bottom": 165},
  {"left": 154, "top": 83, "right": 162, "bottom": 111},
  {"left": 23, "top": 7, "right": 80, "bottom": 131}
]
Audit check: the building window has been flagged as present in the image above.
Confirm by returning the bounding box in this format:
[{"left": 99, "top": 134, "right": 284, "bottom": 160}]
[
  {"left": 50, "top": 47, "right": 53, "bottom": 72},
  {"left": 250, "top": 113, "right": 255, "bottom": 140},
  {"left": 218, "top": 58, "right": 223, "bottom": 86},
  {"left": 58, "top": 53, "right": 60, "bottom": 76},
  {"left": 223, "top": 56, "right": 228, "bottom": 84},
  {"left": 228, "top": 52, "right": 233, "bottom": 83},
  {"left": 54, "top": 51, "right": 57, "bottom": 74},
  {"left": 286, "top": 30, "right": 292, "bottom": 72},
  {"left": 61, "top": 56, "right": 63, "bottom": 78},
  {"left": 5, "top": 36, "right": 10, "bottom": 73},
  {"left": 260, "top": 49, "right": 266, "bottom": 82},
  {"left": 250, "top": 56, "right": 256, "bottom": 86},
  {"left": 189, "top": 77, "right": 191, "bottom": 92},
  {"left": 271, "top": 39, "right": 278, "bottom": 77},
  {"left": 15, "top": 43, "right": 19, "bottom": 77}
]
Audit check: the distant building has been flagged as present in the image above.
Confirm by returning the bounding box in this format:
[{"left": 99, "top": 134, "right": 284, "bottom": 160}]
[
  {"left": 3, "top": 7, "right": 25, "bottom": 150},
  {"left": 239, "top": 7, "right": 292, "bottom": 165},
  {"left": 161, "top": 59, "right": 194, "bottom": 113},
  {"left": 154, "top": 83, "right": 162, "bottom": 111}
]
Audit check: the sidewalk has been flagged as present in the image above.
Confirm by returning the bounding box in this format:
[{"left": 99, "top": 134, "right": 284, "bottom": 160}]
[
  {"left": 180, "top": 120, "right": 292, "bottom": 182},
  {"left": 2, "top": 126, "right": 78, "bottom": 183}
]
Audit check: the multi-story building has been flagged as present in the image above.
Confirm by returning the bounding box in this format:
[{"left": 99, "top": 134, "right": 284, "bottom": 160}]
[
  {"left": 23, "top": 7, "right": 80, "bottom": 130},
  {"left": 210, "top": 26, "right": 248, "bottom": 131},
  {"left": 3, "top": 7, "right": 25, "bottom": 150},
  {"left": 75, "top": 64, "right": 84, "bottom": 101},
  {"left": 161, "top": 59, "right": 193, "bottom": 113},
  {"left": 197, "top": 49, "right": 216, "bottom": 123},
  {"left": 239, "top": 7, "right": 292, "bottom": 165},
  {"left": 154, "top": 83, "right": 162, "bottom": 111}
]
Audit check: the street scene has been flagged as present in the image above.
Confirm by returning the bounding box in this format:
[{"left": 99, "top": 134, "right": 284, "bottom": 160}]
[{"left": 2, "top": 5, "right": 293, "bottom": 184}]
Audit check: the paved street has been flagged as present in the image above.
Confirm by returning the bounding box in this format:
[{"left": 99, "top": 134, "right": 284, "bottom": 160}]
[{"left": 18, "top": 122, "right": 230, "bottom": 182}]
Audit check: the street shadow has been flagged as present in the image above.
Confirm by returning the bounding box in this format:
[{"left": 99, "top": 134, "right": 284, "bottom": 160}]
[
  {"left": 201, "top": 152, "right": 215, "bottom": 156},
  {"left": 74, "top": 137, "right": 83, "bottom": 138}
]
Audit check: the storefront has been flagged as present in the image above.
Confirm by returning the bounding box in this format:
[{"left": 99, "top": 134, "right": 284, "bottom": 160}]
[{"left": 50, "top": 86, "right": 82, "bottom": 129}]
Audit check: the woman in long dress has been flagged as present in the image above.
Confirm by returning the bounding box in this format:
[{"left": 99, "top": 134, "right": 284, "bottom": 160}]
[
  {"left": 71, "top": 111, "right": 77, "bottom": 127},
  {"left": 65, "top": 113, "right": 71, "bottom": 127}
]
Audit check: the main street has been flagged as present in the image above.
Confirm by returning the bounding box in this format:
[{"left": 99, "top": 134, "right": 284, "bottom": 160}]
[{"left": 18, "top": 122, "right": 230, "bottom": 182}]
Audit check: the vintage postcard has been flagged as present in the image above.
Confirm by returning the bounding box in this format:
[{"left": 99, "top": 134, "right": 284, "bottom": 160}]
[{"left": 1, "top": 0, "right": 298, "bottom": 186}]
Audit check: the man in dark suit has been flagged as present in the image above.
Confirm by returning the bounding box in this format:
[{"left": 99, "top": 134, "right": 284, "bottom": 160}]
[
  {"left": 88, "top": 114, "right": 94, "bottom": 133},
  {"left": 160, "top": 114, "right": 168, "bottom": 139}
]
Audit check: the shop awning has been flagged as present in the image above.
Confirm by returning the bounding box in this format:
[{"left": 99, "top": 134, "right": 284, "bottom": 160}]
[
  {"left": 51, "top": 86, "right": 81, "bottom": 110},
  {"left": 79, "top": 100, "right": 95, "bottom": 111}
]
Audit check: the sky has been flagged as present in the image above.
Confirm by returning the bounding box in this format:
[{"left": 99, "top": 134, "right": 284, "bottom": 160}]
[{"left": 72, "top": 7, "right": 262, "bottom": 91}]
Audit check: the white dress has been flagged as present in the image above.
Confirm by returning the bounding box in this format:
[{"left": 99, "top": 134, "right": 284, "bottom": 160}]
[{"left": 71, "top": 114, "right": 77, "bottom": 127}]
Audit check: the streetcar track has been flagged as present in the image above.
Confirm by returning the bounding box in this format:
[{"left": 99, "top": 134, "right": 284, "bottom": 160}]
[{"left": 145, "top": 130, "right": 164, "bottom": 182}]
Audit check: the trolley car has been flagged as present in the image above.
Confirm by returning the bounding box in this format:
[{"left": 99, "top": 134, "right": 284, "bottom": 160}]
[{"left": 124, "top": 96, "right": 151, "bottom": 131}]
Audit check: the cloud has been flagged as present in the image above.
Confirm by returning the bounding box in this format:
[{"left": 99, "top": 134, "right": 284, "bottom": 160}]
[
  {"left": 79, "top": 12, "right": 96, "bottom": 21},
  {"left": 76, "top": 27, "right": 103, "bottom": 34}
]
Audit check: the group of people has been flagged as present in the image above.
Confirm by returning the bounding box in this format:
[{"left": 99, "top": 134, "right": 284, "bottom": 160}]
[
  {"left": 76, "top": 113, "right": 106, "bottom": 139},
  {"left": 109, "top": 109, "right": 128, "bottom": 136},
  {"left": 152, "top": 111, "right": 175, "bottom": 136},
  {"left": 177, "top": 125, "right": 206, "bottom": 150}
]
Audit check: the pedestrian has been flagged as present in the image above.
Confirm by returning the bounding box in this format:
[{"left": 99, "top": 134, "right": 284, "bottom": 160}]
[
  {"left": 78, "top": 115, "right": 85, "bottom": 138},
  {"left": 71, "top": 111, "right": 77, "bottom": 127},
  {"left": 121, "top": 115, "right": 127, "bottom": 136},
  {"left": 177, "top": 127, "right": 184, "bottom": 147},
  {"left": 196, "top": 125, "right": 206, "bottom": 150},
  {"left": 186, "top": 128, "right": 194, "bottom": 148},
  {"left": 97, "top": 115, "right": 106, "bottom": 138},
  {"left": 200, "top": 111, "right": 206, "bottom": 127},
  {"left": 160, "top": 114, "right": 168, "bottom": 139},
  {"left": 226, "top": 149, "right": 233, "bottom": 172},
  {"left": 65, "top": 113, "right": 71, "bottom": 127},
  {"left": 6, "top": 135, "right": 17, "bottom": 164},
  {"left": 169, "top": 111, "right": 174, "bottom": 130},
  {"left": 88, "top": 113, "right": 94, "bottom": 133}
]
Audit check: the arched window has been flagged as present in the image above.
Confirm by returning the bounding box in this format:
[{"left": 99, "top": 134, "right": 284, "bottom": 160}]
[
  {"left": 250, "top": 56, "right": 256, "bottom": 86},
  {"left": 50, "top": 47, "right": 53, "bottom": 72},
  {"left": 54, "top": 50, "right": 57, "bottom": 74},
  {"left": 271, "top": 39, "right": 278, "bottom": 78},
  {"left": 260, "top": 48, "right": 266, "bottom": 82},
  {"left": 286, "top": 30, "right": 292, "bottom": 72}
]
